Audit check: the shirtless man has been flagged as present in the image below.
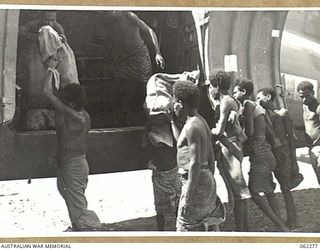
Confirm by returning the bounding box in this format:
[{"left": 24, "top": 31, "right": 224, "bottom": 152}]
[
  {"left": 208, "top": 71, "right": 250, "bottom": 231},
  {"left": 297, "top": 81, "right": 320, "bottom": 184},
  {"left": 144, "top": 71, "right": 200, "bottom": 230},
  {"left": 233, "top": 79, "right": 289, "bottom": 232},
  {"left": 257, "top": 87, "right": 304, "bottom": 229},
  {"left": 42, "top": 67, "right": 103, "bottom": 231},
  {"left": 102, "top": 11, "right": 165, "bottom": 126},
  {"left": 172, "top": 80, "right": 221, "bottom": 231}
]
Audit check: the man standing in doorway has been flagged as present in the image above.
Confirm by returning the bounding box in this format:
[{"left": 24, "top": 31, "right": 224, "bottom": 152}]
[{"left": 101, "top": 11, "right": 165, "bottom": 126}]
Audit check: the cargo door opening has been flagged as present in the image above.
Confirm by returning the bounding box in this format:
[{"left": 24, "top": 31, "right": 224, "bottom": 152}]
[{"left": 14, "top": 10, "right": 200, "bottom": 131}]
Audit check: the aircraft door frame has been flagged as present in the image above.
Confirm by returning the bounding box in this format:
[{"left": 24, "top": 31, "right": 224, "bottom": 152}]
[
  {"left": 203, "top": 11, "right": 288, "bottom": 107},
  {"left": 0, "top": 9, "right": 19, "bottom": 125}
]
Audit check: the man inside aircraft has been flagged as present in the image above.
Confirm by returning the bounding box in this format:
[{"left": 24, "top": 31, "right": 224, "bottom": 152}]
[
  {"left": 297, "top": 81, "right": 320, "bottom": 185},
  {"left": 100, "top": 11, "right": 165, "bottom": 126},
  {"left": 42, "top": 63, "right": 103, "bottom": 231},
  {"left": 172, "top": 80, "right": 223, "bottom": 231},
  {"left": 19, "top": 11, "right": 66, "bottom": 41}
]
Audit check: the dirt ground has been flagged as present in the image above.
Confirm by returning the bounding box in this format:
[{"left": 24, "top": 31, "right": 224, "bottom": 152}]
[
  {"left": 0, "top": 147, "right": 320, "bottom": 235},
  {"left": 103, "top": 188, "right": 320, "bottom": 232}
]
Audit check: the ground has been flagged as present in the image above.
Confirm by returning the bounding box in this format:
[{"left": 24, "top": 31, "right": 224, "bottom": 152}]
[{"left": 0, "top": 147, "right": 319, "bottom": 235}]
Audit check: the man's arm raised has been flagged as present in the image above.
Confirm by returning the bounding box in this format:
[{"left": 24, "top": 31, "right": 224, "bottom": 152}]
[
  {"left": 128, "top": 11, "right": 165, "bottom": 69},
  {"left": 42, "top": 70, "right": 84, "bottom": 123}
]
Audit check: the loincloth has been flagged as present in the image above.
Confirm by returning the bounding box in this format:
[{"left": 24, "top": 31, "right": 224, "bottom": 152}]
[
  {"left": 176, "top": 164, "right": 223, "bottom": 231},
  {"left": 113, "top": 42, "right": 152, "bottom": 83},
  {"left": 248, "top": 136, "right": 276, "bottom": 194},
  {"left": 273, "top": 143, "right": 302, "bottom": 190},
  {"left": 151, "top": 164, "right": 181, "bottom": 214}
]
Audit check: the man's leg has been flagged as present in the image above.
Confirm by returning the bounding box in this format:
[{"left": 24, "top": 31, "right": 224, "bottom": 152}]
[
  {"left": 273, "top": 149, "right": 299, "bottom": 229},
  {"left": 265, "top": 192, "right": 281, "bottom": 218},
  {"left": 274, "top": 170, "right": 297, "bottom": 228},
  {"left": 61, "top": 171, "right": 88, "bottom": 230},
  {"left": 156, "top": 213, "right": 165, "bottom": 231},
  {"left": 59, "top": 159, "right": 102, "bottom": 231},
  {"left": 220, "top": 145, "right": 249, "bottom": 232},
  {"left": 56, "top": 170, "right": 79, "bottom": 230},
  {"left": 251, "top": 191, "right": 289, "bottom": 232},
  {"left": 234, "top": 199, "right": 248, "bottom": 232},
  {"left": 281, "top": 188, "right": 297, "bottom": 228},
  {"left": 309, "top": 146, "right": 320, "bottom": 185}
]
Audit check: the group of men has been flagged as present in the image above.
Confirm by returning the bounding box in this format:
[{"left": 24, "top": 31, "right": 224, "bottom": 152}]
[
  {"left": 148, "top": 70, "right": 320, "bottom": 232},
  {"left": 21, "top": 10, "right": 320, "bottom": 232},
  {"left": 19, "top": 10, "right": 165, "bottom": 231}
]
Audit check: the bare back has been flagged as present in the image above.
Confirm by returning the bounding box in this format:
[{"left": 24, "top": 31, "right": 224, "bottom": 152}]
[
  {"left": 177, "top": 115, "right": 213, "bottom": 170},
  {"left": 56, "top": 110, "right": 90, "bottom": 162},
  {"left": 222, "top": 95, "right": 241, "bottom": 138}
]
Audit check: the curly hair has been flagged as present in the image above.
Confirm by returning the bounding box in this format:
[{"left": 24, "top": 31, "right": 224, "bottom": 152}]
[
  {"left": 173, "top": 80, "right": 200, "bottom": 109},
  {"left": 234, "top": 78, "right": 254, "bottom": 96},
  {"left": 58, "top": 84, "right": 87, "bottom": 111},
  {"left": 257, "top": 87, "right": 276, "bottom": 101},
  {"left": 297, "top": 81, "right": 314, "bottom": 92},
  {"left": 209, "top": 70, "right": 231, "bottom": 91}
]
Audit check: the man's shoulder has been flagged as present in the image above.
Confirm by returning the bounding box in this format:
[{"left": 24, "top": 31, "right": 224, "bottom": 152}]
[
  {"left": 243, "top": 99, "right": 255, "bottom": 110},
  {"left": 221, "top": 95, "right": 235, "bottom": 103},
  {"left": 185, "top": 117, "right": 206, "bottom": 131},
  {"left": 221, "top": 95, "right": 238, "bottom": 109}
]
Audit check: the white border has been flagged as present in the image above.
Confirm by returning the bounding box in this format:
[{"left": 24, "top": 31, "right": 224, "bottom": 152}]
[
  {"left": 2, "top": 3, "right": 320, "bottom": 239},
  {"left": 0, "top": 4, "right": 320, "bottom": 11}
]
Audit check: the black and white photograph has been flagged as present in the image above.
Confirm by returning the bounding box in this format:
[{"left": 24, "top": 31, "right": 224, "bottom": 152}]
[{"left": 0, "top": 4, "right": 320, "bottom": 239}]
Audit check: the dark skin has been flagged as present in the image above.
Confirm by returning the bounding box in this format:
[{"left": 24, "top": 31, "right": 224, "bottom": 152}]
[
  {"left": 42, "top": 68, "right": 89, "bottom": 163},
  {"left": 19, "top": 12, "right": 66, "bottom": 42},
  {"left": 233, "top": 86, "right": 289, "bottom": 232},
  {"left": 174, "top": 101, "right": 215, "bottom": 216},
  {"left": 298, "top": 88, "right": 320, "bottom": 145},
  {"left": 257, "top": 91, "right": 298, "bottom": 229},
  {"left": 208, "top": 84, "right": 249, "bottom": 232},
  {"left": 106, "top": 11, "right": 164, "bottom": 69}
]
